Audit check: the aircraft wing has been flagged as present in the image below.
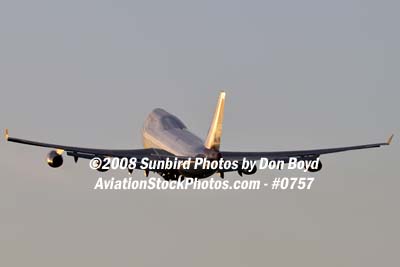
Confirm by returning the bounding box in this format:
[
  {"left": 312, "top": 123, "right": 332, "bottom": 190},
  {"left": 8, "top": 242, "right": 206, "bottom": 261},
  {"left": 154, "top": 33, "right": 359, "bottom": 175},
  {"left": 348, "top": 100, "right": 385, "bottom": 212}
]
[
  {"left": 220, "top": 135, "right": 394, "bottom": 161},
  {"left": 4, "top": 129, "right": 173, "bottom": 162}
]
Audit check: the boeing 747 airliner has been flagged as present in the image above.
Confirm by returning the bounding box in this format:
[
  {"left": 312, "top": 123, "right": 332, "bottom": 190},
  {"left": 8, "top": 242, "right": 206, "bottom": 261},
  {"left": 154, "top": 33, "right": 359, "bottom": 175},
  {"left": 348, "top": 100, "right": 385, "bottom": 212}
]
[{"left": 5, "top": 92, "right": 393, "bottom": 180}]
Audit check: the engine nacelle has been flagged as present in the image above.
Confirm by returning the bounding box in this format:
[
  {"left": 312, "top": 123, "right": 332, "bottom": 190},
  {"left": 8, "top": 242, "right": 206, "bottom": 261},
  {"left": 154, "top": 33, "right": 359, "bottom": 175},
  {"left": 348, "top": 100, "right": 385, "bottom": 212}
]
[
  {"left": 97, "top": 161, "right": 109, "bottom": 172},
  {"left": 238, "top": 165, "right": 257, "bottom": 176},
  {"left": 93, "top": 158, "right": 109, "bottom": 172},
  {"left": 306, "top": 160, "right": 323, "bottom": 172},
  {"left": 47, "top": 150, "right": 63, "bottom": 168}
]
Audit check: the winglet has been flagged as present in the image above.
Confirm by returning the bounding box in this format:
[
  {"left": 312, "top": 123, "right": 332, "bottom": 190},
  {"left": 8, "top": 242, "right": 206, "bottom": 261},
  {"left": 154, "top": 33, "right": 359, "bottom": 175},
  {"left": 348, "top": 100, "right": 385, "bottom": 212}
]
[
  {"left": 4, "top": 129, "right": 9, "bottom": 141},
  {"left": 387, "top": 134, "right": 394, "bottom": 145}
]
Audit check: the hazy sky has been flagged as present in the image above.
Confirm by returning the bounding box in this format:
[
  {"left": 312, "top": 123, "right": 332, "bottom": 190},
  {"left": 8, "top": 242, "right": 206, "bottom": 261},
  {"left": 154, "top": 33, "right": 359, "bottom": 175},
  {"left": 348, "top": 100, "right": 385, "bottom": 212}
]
[{"left": 0, "top": 0, "right": 399, "bottom": 266}]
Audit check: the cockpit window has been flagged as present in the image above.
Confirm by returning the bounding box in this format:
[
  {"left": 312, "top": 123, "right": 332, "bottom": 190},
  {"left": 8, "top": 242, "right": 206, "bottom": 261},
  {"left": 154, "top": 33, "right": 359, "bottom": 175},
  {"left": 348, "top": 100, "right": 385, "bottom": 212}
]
[{"left": 161, "top": 116, "right": 186, "bottom": 130}]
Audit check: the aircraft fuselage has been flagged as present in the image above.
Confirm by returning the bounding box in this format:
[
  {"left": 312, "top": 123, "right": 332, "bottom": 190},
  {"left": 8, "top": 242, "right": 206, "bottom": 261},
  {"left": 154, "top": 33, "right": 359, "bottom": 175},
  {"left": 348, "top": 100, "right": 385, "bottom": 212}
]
[{"left": 142, "top": 108, "right": 218, "bottom": 178}]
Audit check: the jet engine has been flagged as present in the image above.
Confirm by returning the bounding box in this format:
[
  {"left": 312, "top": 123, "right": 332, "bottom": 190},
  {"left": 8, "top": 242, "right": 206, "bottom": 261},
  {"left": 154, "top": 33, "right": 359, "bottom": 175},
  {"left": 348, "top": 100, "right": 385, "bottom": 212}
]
[
  {"left": 307, "top": 160, "right": 323, "bottom": 172},
  {"left": 97, "top": 161, "right": 109, "bottom": 172},
  {"left": 238, "top": 165, "right": 257, "bottom": 176},
  {"left": 47, "top": 150, "right": 63, "bottom": 168},
  {"left": 92, "top": 158, "right": 109, "bottom": 172}
]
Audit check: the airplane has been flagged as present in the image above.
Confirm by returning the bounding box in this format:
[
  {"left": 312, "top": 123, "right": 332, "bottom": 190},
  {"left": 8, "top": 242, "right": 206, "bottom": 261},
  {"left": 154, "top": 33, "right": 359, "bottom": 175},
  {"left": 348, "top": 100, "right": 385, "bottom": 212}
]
[{"left": 5, "top": 91, "right": 393, "bottom": 180}]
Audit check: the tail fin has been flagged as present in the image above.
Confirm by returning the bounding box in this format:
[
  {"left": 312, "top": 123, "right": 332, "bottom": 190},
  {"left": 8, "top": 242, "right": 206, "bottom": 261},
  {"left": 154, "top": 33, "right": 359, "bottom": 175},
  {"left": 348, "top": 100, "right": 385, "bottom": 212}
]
[{"left": 204, "top": 91, "right": 226, "bottom": 150}]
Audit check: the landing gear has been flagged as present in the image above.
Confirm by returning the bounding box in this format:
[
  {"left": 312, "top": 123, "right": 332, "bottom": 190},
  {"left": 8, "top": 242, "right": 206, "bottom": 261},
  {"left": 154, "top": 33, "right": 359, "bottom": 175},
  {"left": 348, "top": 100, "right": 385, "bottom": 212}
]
[{"left": 160, "top": 171, "right": 184, "bottom": 181}]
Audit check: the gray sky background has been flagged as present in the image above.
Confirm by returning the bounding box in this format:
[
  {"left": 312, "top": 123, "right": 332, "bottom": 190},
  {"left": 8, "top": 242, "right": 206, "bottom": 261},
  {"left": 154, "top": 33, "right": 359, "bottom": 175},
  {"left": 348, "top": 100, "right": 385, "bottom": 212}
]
[{"left": 0, "top": 0, "right": 399, "bottom": 266}]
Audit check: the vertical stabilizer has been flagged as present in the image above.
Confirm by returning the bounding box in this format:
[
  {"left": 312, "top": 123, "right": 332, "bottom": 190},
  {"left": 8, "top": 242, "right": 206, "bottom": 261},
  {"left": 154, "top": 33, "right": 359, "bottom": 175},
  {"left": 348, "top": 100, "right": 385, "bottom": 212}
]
[{"left": 204, "top": 91, "right": 225, "bottom": 150}]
